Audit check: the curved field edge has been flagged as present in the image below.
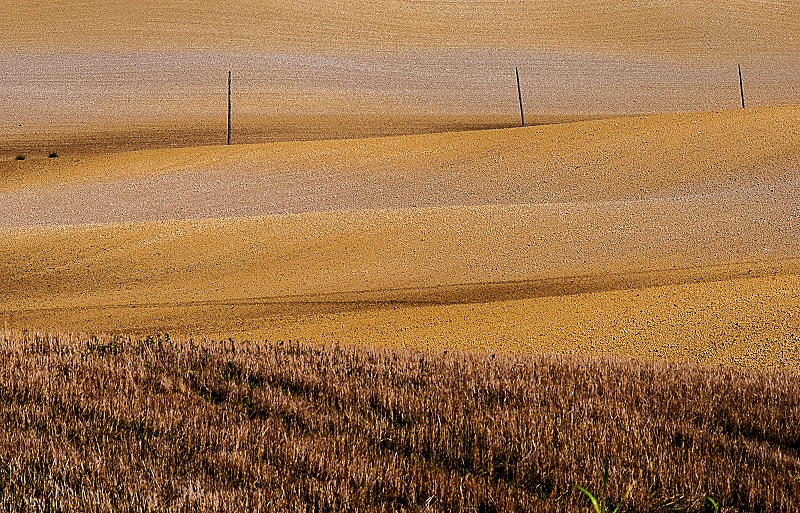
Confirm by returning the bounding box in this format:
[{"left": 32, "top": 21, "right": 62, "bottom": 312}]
[
  {"left": 3, "top": 106, "right": 800, "bottom": 193},
  {"left": 4, "top": 271, "right": 799, "bottom": 370},
  {"left": 2, "top": 198, "right": 798, "bottom": 306},
  {"left": 1, "top": 333, "right": 797, "bottom": 511}
]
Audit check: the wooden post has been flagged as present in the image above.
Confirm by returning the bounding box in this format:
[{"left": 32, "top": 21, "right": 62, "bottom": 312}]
[
  {"left": 738, "top": 64, "right": 745, "bottom": 109},
  {"left": 227, "top": 71, "right": 232, "bottom": 145},
  {"left": 515, "top": 67, "right": 525, "bottom": 127}
]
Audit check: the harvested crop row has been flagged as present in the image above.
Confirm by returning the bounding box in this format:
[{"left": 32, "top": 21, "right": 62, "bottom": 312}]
[{"left": 0, "top": 332, "right": 797, "bottom": 511}]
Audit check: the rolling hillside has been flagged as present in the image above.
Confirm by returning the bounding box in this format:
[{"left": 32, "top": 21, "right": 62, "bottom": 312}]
[
  {"left": 2, "top": 107, "right": 799, "bottom": 368},
  {"left": 2, "top": 1, "right": 799, "bottom": 152},
  {"left": 4, "top": 2, "right": 800, "bottom": 510}
]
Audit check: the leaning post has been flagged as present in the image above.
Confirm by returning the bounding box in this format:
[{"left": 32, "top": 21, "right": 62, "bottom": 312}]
[
  {"left": 515, "top": 67, "right": 525, "bottom": 127},
  {"left": 227, "top": 70, "right": 232, "bottom": 145},
  {"left": 738, "top": 64, "right": 746, "bottom": 109}
]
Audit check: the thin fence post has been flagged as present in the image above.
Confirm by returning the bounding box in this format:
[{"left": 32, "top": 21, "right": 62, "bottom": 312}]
[
  {"left": 738, "top": 64, "right": 745, "bottom": 109},
  {"left": 227, "top": 71, "right": 232, "bottom": 145},
  {"left": 515, "top": 67, "right": 525, "bottom": 127}
]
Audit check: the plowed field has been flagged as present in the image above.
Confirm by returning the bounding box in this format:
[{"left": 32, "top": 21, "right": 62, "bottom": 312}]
[
  {"left": 3, "top": 1, "right": 800, "bottom": 153},
  {"left": 3, "top": 106, "right": 800, "bottom": 369},
  {"left": 2, "top": 1, "right": 800, "bottom": 369}
]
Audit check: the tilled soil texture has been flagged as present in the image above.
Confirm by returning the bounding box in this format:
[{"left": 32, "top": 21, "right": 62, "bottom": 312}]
[
  {"left": 2, "top": 107, "right": 799, "bottom": 368},
  {"left": 3, "top": 107, "right": 800, "bottom": 222},
  {"left": 4, "top": 1, "right": 799, "bottom": 57},
  {"left": 2, "top": 51, "right": 799, "bottom": 157},
  {"left": 2, "top": 0, "right": 800, "bottom": 154}
]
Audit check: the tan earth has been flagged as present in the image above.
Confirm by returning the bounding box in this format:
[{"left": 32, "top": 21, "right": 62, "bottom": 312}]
[
  {"left": 4, "top": 0, "right": 799, "bottom": 57},
  {"left": 2, "top": 1, "right": 799, "bottom": 368},
  {"left": 3, "top": 1, "right": 800, "bottom": 153},
  {"left": 3, "top": 106, "right": 800, "bottom": 368}
]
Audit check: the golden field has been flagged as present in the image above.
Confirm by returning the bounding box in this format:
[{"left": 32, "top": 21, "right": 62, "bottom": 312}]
[
  {"left": 4, "top": 2, "right": 800, "bottom": 510},
  {"left": 3, "top": 106, "right": 800, "bottom": 369},
  {"left": 3, "top": 0, "right": 799, "bottom": 57},
  {"left": 0, "top": 1, "right": 799, "bottom": 366},
  {"left": 3, "top": 1, "right": 800, "bottom": 148}
]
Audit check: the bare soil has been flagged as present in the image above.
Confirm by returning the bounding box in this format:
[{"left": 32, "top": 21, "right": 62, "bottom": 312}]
[
  {"left": 3, "top": 1, "right": 800, "bottom": 369},
  {"left": 2, "top": 107, "right": 800, "bottom": 368}
]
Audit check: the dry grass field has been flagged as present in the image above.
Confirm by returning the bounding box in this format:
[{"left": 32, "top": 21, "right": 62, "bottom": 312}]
[
  {"left": 2, "top": 332, "right": 798, "bottom": 512},
  {"left": 3, "top": 0, "right": 800, "bottom": 509}
]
